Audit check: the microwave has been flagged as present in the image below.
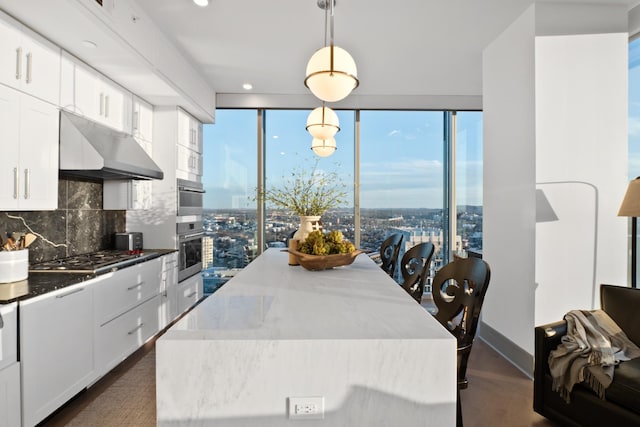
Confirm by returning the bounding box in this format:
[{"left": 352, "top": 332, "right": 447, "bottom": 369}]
[{"left": 177, "top": 179, "right": 204, "bottom": 216}]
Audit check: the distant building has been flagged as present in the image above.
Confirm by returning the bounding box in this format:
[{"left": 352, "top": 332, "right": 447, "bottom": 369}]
[{"left": 202, "top": 236, "right": 214, "bottom": 269}]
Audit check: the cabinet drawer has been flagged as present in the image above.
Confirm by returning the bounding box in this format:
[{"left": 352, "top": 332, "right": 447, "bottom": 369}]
[
  {"left": 177, "top": 274, "right": 203, "bottom": 315},
  {"left": 94, "top": 258, "right": 162, "bottom": 325},
  {"left": 95, "top": 294, "right": 160, "bottom": 377}
]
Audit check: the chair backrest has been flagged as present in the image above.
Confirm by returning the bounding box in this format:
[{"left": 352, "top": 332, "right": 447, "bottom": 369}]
[
  {"left": 400, "top": 242, "right": 435, "bottom": 303},
  {"left": 432, "top": 257, "right": 491, "bottom": 387},
  {"left": 380, "top": 233, "right": 403, "bottom": 278}
]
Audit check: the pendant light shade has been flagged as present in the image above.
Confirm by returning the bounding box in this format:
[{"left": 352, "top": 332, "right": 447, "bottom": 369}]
[
  {"left": 311, "top": 137, "right": 337, "bottom": 157},
  {"left": 306, "top": 106, "right": 340, "bottom": 139},
  {"left": 305, "top": 46, "right": 359, "bottom": 103}
]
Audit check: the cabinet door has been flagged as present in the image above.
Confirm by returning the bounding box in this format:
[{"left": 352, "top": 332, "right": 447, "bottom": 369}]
[
  {"left": 0, "top": 14, "right": 23, "bottom": 93},
  {"left": 74, "top": 62, "right": 101, "bottom": 121},
  {"left": 177, "top": 273, "right": 203, "bottom": 315},
  {"left": 0, "top": 13, "right": 60, "bottom": 106},
  {"left": 18, "top": 95, "right": 59, "bottom": 210},
  {"left": 19, "top": 25, "right": 60, "bottom": 105},
  {"left": 0, "top": 363, "right": 21, "bottom": 427},
  {"left": 20, "top": 282, "right": 96, "bottom": 427},
  {"left": 0, "top": 86, "right": 20, "bottom": 209},
  {"left": 101, "top": 78, "right": 129, "bottom": 132},
  {"left": 133, "top": 97, "right": 153, "bottom": 143}
]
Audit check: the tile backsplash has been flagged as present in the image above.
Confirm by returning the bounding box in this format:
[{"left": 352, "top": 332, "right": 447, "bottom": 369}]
[{"left": 0, "top": 177, "right": 125, "bottom": 263}]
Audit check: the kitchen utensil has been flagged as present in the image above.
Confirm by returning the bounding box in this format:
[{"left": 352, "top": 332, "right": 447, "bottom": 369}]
[{"left": 23, "top": 233, "right": 37, "bottom": 248}]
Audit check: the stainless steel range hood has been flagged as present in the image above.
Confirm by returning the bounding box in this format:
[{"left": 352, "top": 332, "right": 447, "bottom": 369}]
[{"left": 59, "top": 111, "right": 164, "bottom": 180}]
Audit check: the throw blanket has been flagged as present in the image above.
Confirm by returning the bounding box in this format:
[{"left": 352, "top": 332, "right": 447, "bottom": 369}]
[{"left": 549, "top": 309, "right": 640, "bottom": 403}]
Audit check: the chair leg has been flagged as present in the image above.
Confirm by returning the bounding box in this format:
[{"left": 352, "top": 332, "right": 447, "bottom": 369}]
[{"left": 456, "top": 388, "right": 463, "bottom": 427}]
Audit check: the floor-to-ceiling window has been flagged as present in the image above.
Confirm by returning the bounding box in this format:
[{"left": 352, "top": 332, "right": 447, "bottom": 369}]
[
  {"left": 628, "top": 37, "right": 640, "bottom": 286},
  {"left": 263, "top": 110, "right": 356, "bottom": 246},
  {"left": 455, "top": 111, "right": 483, "bottom": 256},
  {"left": 359, "top": 111, "right": 445, "bottom": 282},
  {"left": 201, "top": 108, "right": 482, "bottom": 296},
  {"left": 201, "top": 109, "right": 258, "bottom": 294}
]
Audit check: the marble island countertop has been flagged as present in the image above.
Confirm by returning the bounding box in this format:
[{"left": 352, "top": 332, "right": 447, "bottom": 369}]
[
  {"left": 0, "top": 249, "right": 177, "bottom": 303},
  {"left": 168, "top": 249, "right": 451, "bottom": 341},
  {"left": 157, "top": 248, "right": 457, "bottom": 426}
]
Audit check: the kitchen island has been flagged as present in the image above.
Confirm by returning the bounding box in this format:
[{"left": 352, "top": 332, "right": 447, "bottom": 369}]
[{"left": 156, "top": 248, "right": 456, "bottom": 426}]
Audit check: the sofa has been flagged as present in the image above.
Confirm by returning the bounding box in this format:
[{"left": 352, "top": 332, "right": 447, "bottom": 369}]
[{"left": 534, "top": 284, "right": 640, "bottom": 427}]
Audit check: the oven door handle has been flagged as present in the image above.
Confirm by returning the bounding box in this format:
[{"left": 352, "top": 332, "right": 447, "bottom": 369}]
[
  {"left": 180, "top": 232, "right": 204, "bottom": 240},
  {"left": 178, "top": 186, "right": 206, "bottom": 194}
]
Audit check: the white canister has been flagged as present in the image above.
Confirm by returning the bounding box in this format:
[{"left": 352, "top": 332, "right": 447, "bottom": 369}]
[{"left": 0, "top": 250, "right": 28, "bottom": 283}]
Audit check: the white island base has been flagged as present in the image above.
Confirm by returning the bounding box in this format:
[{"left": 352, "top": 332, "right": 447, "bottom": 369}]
[{"left": 157, "top": 249, "right": 456, "bottom": 426}]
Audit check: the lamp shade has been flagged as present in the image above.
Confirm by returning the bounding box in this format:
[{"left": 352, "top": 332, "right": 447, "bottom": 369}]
[
  {"left": 306, "top": 106, "right": 340, "bottom": 139},
  {"left": 311, "top": 137, "right": 337, "bottom": 157},
  {"left": 618, "top": 178, "right": 640, "bottom": 217},
  {"left": 304, "top": 45, "right": 359, "bottom": 102}
]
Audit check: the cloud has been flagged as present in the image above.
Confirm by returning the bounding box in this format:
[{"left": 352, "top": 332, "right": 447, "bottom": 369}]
[{"left": 387, "top": 129, "right": 400, "bottom": 137}]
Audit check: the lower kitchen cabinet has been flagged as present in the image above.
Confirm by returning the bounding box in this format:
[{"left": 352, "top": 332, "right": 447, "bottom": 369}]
[
  {"left": 94, "top": 294, "right": 161, "bottom": 378},
  {"left": 159, "top": 252, "right": 179, "bottom": 330},
  {"left": 177, "top": 273, "right": 203, "bottom": 315},
  {"left": 20, "top": 279, "right": 102, "bottom": 427},
  {"left": 0, "top": 362, "right": 21, "bottom": 427}
]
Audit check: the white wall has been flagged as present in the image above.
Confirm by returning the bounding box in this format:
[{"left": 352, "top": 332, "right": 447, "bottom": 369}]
[
  {"left": 482, "top": 6, "right": 537, "bottom": 356},
  {"left": 482, "top": 3, "right": 628, "bottom": 371}
]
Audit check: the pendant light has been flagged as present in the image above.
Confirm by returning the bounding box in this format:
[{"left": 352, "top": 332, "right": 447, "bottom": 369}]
[
  {"left": 306, "top": 105, "right": 340, "bottom": 139},
  {"left": 304, "top": 0, "right": 358, "bottom": 103},
  {"left": 311, "top": 137, "right": 337, "bottom": 157}
]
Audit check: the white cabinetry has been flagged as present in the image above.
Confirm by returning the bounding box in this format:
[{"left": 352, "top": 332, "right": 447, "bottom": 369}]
[
  {"left": 133, "top": 96, "right": 153, "bottom": 143},
  {"left": 20, "top": 280, "right": 100, "bottom": 427},
  {"left": 176, "top": 108, "right": 203, "bottom": 181},
  {"left": 0, "top": 85, "right": 58, "bottom": 210},
  {"left": 159, "top": 253, "right": 179, "bottom": 329},
  {"left": 60, "top": 51, "right": 132, "bottom": 132},
  {"left": 0, "top": 363, "right": 20, "bottom": 427},
  {"left": 0, "top": 11, "right": 60, "bottom": 106},
  {"left": 0, "top": 302, "right": 20, "bottom": 427},
  {"left": 94, "top": 258, "right": 162, "bottom": 377},
  {"left": 177, "top": 273, "right": 203, "bottom": 315}
]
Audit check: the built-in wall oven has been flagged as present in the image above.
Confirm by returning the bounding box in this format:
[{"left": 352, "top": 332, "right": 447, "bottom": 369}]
[
  {"left": 177, "top": 221, "right": 203, "bottom": 282},
  {"left": 177, "top": 178, "right": 204, "bottom": 216},
  {"left": 176, "top": 178, "right": 204, "bottom": 281}
]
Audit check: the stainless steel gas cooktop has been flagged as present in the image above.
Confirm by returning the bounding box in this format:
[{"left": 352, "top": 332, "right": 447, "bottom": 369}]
[{"left": 29, "top": 250, "right": 157, "bottom": 275}]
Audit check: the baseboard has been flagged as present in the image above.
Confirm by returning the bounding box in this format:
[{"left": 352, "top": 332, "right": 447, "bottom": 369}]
[{"left": 478, "top": 321, "right": 534, "bottom": 379}]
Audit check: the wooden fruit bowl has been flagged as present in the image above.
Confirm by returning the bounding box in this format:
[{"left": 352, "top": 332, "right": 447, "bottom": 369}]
[{"left": 287, "top": 248, "right": 364, "bottom": 271}]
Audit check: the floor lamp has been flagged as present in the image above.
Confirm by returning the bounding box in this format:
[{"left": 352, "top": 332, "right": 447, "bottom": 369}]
[{"left": 618, "top": 177, "right": 640, "bottom": 288}]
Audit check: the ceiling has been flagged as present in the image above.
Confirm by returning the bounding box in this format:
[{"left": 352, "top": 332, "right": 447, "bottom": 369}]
[{"left": 135, "top": 0, "right": 640, "bottom": 100}]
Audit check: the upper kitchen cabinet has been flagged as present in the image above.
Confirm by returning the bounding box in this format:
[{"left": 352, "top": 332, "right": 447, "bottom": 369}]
[
  {"left": 0, "top": 11, "right": 60, "bottom": 106},
  {"left": 0, "top": 85, "right": 58, "bottom": 211},
  {"left": 176, "top": 108, "right": 203, "bottom": 181},
  {"left": 133, "top": 96, "right": 153, "bottom": 144},
  {"left": 177, "top": 108, "right": 202, "bottom": 154},
  {"left": 60, "top": 51, "right": 132, "bottom": 133}
]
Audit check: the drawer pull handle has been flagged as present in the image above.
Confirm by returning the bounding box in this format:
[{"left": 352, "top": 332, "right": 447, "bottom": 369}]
[
  {"left": 127, "top": 323, "right": 144, "bottom": 335},
  {"left": 127, "top": 282, "right": 144, "bottom": 291},
  {"left": 56, "top": 288, "right": 85, "bottom": 298},
  {"left": 186, "top": 291, "right": 197, "bottom": 298}
]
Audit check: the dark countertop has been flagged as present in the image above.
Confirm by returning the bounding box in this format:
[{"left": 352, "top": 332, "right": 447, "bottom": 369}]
[{"left": 0, "top": 249, "right": 177, "bottom": 304}]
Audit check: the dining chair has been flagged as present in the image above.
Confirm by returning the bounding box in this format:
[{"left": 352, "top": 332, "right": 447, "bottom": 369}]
[
  {"left": 399, "top": 242, "right": 435, "bottom": 303},
  {"left": 379, "top": 233, "right": 404, "bottom": 278},
  {"left": 430, "top": 256, "right": 491, "bottom": 427}
]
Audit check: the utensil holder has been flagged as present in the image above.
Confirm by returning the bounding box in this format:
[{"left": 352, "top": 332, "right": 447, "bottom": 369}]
[{"left": 0, "top": 249, "right": 28, "bottom": 283}]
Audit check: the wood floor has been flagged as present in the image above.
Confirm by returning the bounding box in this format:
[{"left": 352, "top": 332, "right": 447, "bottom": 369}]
[{"left": 39, "top": 334, "right": 556, "bottom": 427}]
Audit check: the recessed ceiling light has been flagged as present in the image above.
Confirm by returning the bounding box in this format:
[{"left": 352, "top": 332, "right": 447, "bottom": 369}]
[
  {"left": 82, "top": 40, "right": 97, "bottom": 49},
  {"left": 193, "top": 0, "right": 209, "bottom": 7},
  {"left": 242, "top": 83, "right": 253, "bottom": 90}
]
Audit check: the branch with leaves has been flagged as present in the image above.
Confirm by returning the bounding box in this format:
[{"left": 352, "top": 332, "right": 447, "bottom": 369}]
[{"left": 260, "top": 158, "right": 348, "bottom": 216}]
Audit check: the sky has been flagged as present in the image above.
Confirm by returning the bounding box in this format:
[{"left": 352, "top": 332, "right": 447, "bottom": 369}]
[{"left": 202, "top": 109, "right": 483, "bottom": 210}]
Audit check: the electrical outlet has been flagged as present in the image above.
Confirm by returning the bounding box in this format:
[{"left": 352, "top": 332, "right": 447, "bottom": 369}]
[{"left": 288, "top": 396, "right": 325, "bottom": 420}]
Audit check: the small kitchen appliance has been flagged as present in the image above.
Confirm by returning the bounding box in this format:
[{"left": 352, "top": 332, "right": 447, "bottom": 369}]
[{"left": 114, "top": 232, "right": 143, "bottom": 251}]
